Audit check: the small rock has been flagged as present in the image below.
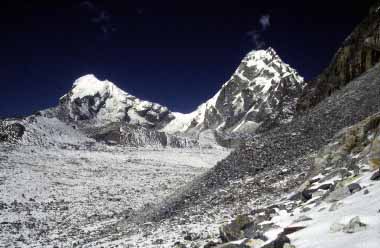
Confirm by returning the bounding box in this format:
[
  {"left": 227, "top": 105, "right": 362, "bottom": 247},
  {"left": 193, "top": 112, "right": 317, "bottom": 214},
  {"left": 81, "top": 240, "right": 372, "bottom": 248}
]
[
  {"left": 282, "top": 226, "right": 306, "bottom": 235},
  {"left": 261, "top": 234, "right": 291, "bottom": 248},
  {"left": 347, "top": 183, "right": 362, "bottom": 194},
  {"left": 153, "top": 239, "right": 164, "bottom": 245},
  {"left": 370, "top": 169, "right": 380, "bottom": 181},
  {"left": 184, "top": 232, "right": 199, "bottom": 241},
  {"left": 343, "top": 216, "right": 367, "bottom": 233},
  {"left": 318, "top": 183, "right": 334, "bottom": 191},
  {"left": 330, "top": 216, "right": 367, "bottom": 234},
  {"left": 363, "top": 189, "right": 370, "bottom": 195},
  {"left": 204, "top": 241, "right": 220, "bottom": 248},
  {"left": 301, "top": 190, "right": 313, "bottom": 202},
  {"left": 173, "top": 241, "right": 187, "bottom": 248}
]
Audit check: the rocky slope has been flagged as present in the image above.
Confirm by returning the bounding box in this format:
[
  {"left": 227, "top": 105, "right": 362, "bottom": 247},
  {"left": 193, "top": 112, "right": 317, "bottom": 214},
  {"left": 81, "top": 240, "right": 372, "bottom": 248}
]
[
  {"left": 199, "top": 113, "right": 380, "bottom": 248},
  {"left": 297, "top": 0, "right": 380, "bottom": 111},
  {"left": 164, "top": 48, "right": 304, "bottom": 135},
  {"left": 124, "top": 60, "right": 380, "bottom": 247}
]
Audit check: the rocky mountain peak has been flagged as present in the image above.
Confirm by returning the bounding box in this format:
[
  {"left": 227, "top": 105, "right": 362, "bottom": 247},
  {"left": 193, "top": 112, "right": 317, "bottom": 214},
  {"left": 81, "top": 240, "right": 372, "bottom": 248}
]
[
  {"left": 57, "top": 75, "right": 174, "bottom": 128},
  {"left": 164, "top": 47, "right": 305, "bottom": 135}
]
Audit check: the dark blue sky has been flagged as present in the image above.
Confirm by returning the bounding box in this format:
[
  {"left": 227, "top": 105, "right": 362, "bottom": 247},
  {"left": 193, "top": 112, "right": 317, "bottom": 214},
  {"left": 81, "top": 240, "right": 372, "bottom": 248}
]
[{"left": 1, "top": 0, "right": 375, "bottom": 117}]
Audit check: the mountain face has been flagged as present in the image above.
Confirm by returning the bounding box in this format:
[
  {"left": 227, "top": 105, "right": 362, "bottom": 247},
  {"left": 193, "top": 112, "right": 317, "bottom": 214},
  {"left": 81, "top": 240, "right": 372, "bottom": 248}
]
[
  {"left": 57, "top": 75, "right": 174, "bottom": 129},
  {"left": 297, "top": 1, "right": 380, "bottom": 111},
  {"left": 164, "top": 47, "right": 304, "bottom": 135}
]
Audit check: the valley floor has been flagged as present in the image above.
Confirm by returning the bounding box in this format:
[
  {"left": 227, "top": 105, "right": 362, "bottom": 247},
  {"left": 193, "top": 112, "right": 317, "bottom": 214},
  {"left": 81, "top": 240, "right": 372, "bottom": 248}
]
[{"left": 0, "top": 144, "right": 230, "bottom": 247}]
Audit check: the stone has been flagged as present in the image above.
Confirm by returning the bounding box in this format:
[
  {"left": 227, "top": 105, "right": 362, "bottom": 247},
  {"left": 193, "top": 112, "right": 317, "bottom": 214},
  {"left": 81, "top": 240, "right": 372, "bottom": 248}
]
[
  {"left": 184, "top": 232, "right": 199, "bottom": 241},
  {"left": 363, "top": 189, "right": 370, "bottom": 195},
  {"left": 220, "top": 215, "right": 254, "bottom": 242},
  {"left": 347, "top": 183, "right": 362, "bottom": 194},
  {"left": 153, "top": 239, "right": 164, "bottom": 245},
  {"left": 330, "top": 216, "right": 367, "bottom": 234},
  {"left": 204, "top": 241, "right": 220, "bottom": 248},
  {"left": 301, "top": 190, "right": 312, "bottom": 202},
  {"left": 370, "top": 169, "right": 380, "bottom": 181},
  {"left": 343, "top": 216, "right": 367, "bottom": 233},
  {"left": 282, "top": 226, "right": 306, "bottom": 235},
  {"left": 261, "top": 235, "right": 291, "bottom": 248},
  {"left": 173, "top": 241, "right": 187, "bottom": 248},
  {"left": 318, "top": 183, "right": 334, "bottom": 191}
]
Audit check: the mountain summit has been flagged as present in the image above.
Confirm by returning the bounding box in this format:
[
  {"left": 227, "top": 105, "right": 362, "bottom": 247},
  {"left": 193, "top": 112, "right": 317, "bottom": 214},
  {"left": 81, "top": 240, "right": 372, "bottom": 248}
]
[
  {"left": 58, "top": 74, "right": 174, "bottom": 129},
  {"left": 164, "top": 47, "right": 304, "bottom": 135}
]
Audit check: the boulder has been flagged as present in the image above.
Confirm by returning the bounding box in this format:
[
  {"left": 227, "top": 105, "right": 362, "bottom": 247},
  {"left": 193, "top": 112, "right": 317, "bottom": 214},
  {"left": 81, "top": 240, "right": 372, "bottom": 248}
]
[
  {"left": 347, "top": 183, "right": 362, "bottom": 194},
  {"left": 220, "top": 215, "right": 255, "bottom": 242}
]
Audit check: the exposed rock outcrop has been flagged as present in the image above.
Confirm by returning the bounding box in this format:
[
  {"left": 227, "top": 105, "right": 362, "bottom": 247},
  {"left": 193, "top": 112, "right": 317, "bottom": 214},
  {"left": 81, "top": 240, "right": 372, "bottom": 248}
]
[{"left": 297, "top": 1, "right": 380, "bottom": 111}]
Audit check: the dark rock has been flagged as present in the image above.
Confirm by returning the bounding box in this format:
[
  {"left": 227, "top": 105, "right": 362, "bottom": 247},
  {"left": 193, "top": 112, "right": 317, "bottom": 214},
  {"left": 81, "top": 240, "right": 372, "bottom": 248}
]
[
  {"left": 370, "top": 169, "right": 380, "bottom": 181},
  {"left": 282, "top": 226, "right": 306, "bottom": 235},
  {"left": 364, "top": 189, "right": 370, "bottom": 195},
  {"left": 348, "top": 183, "right": 362, "bottom": 194},
  {"left": 153, "top": 239, "right": 164, "bottom": 245},
  {"left": 261, "top": 235, "right": 291, "bottom": 248},
  {"left": 318, "top": 183, "right": 334, "bottom": 190},
  {"left": 173, "top": 241, "right": 187, "bottom": 248},
  {"left": 204, "top": 241, "right": 220, "bottom": 248},
  {"left": 301, "top": 190, "right": 313, "bottom": 202},
  {"left": 184, "top": 232, "right": 199, "bottom": 241}
]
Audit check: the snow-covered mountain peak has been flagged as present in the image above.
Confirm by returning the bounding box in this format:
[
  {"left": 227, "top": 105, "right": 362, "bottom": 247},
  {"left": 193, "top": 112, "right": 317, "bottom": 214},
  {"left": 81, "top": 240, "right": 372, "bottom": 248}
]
[
  {"left": 70, "top": 74, "right": 126, "bottom": 100},
  {"left": 244, "top": 47, "right": 279, "bottom": 64},
  {"left": 58, "top": 75, "right": 174, "bottom": 128},
  {"left": 163, "top": 47, "right": 305, "bottom": 134}
]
